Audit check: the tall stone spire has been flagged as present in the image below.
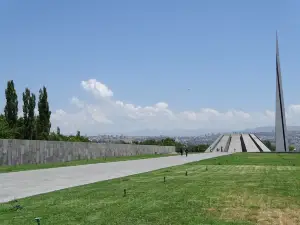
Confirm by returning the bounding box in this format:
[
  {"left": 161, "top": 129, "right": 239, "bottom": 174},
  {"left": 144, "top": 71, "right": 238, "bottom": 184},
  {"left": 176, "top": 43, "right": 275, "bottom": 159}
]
[{"left": 275, "top": 31, "right": 289, "bottom": 152}]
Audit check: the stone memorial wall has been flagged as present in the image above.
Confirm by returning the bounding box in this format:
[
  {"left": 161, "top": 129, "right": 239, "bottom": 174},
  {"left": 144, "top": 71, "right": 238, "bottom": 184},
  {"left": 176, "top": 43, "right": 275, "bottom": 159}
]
[{"left": 0, "top": 139, "right": 175, "bottom": 166}]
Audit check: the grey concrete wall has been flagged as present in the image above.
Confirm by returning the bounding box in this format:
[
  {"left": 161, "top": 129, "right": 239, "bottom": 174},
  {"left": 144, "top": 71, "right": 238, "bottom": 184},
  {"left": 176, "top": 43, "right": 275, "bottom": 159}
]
[{"left": 0, "top": 139, "right": 176, "bottom": 166}]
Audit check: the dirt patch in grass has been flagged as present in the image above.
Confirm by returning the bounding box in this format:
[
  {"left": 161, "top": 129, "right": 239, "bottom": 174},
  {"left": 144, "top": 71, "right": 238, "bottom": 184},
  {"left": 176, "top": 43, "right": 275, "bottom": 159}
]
[
  {"left": 214, "top": 190, "right": 300, "bottom": 225},
  {"left": 257, "top": 208, "right": 300, "bottom": 225}
]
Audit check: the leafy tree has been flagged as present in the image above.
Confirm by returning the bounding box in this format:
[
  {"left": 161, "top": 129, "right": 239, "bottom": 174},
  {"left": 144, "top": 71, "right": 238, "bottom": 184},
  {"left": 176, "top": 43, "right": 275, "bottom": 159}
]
[
  {"left": 139, "top": 139, "right": 159, "bottom": 145},
  {"left": 1, "top": 80, "right": 90, "bottom": 142},
  {"left": 263, "top": 140, "right": 276, "bottom": 151},
  {"left": 4, "top": 80, "right": 18, "bottom": 129},
  {"left": 187, "top": 144, "right": 209, "bottom": 152},
  {"left": 289, "top": 145, "right": 295, "bottom": 151},
  {"left": 14, "top": 117, "right": 24, "bottom": 139},
  {"left": 48, "top": 129, "right": 90, "bottom": 142},
  {"left": 0, "top": 114, "right": 15, "bottom": 138},
  {"left": 263, "top": 140, "right": 272, "bottom": 149},
  {"left": 22, "top": 88, "right": 36, "bottom": 139},
  {"left": 37, "top": 86, "right": 51, "bottom": 140},
  {"left": 28, "top": 91, "right": 36, "bottom": 139},
  {"left": 56, "top": 127, "right": 60, "bottom": 135},
  {"left": 160, "top": 137, "right": 176, "bottom": 146},
  {"left": 31, "top": 115, "right": 38, "bottom": 140},
  {"left": 137, "top": 138, "right": 179, "bottom": 147},
  {"left": 134, "top": 137, "right": 209, "bottom": 153}
]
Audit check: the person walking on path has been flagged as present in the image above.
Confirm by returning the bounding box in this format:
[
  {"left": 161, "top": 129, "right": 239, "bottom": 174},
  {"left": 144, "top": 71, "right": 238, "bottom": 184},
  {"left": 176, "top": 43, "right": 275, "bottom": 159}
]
[{"left": 185, "top": 148, "right": 188, "bottom": 157}]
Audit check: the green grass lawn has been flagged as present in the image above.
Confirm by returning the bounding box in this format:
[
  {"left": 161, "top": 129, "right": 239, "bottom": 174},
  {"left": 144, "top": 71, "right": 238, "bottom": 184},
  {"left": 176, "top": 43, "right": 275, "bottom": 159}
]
[
  {"left": 0, "top": 153, "right": 174, "bottom": 173},
  {"left": 195, "top": 152, "right": 300, "bottom": 166},
  {"left": 1, "top": 153, "right": 300, "bottom": 225}
]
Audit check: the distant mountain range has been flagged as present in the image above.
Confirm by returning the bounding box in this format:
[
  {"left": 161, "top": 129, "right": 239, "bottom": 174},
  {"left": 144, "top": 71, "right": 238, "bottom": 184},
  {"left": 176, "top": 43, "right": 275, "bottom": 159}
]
[
  {"left": 123, "top": 128, "right": 229, "bottom": 136},
  {"left": 123, "top": 126, "right": 300, "bottom": 136},
  {"left": 240, "top": 126, "right": 300, "bottom": 133},
  {"left": 93, "top": 126, "right": 300, "bottom": 137}
]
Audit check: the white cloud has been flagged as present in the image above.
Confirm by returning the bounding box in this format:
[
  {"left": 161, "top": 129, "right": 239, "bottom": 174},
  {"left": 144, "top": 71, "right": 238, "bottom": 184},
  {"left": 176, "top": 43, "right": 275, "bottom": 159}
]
[
  {"left": 81, "top": 79, "right": 113, "bottom": 98},
  {"left": 70, "top": 97, "right": 84, "bottom": 108},
  {"left": 51, "top": 79, "right": 300, "bottom": 135}
]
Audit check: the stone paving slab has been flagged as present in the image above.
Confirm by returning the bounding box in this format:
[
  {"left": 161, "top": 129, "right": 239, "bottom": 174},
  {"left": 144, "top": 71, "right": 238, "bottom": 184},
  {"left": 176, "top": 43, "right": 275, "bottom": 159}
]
[{"left": 0, "top": 153, "right": 231, "bottom": 203}]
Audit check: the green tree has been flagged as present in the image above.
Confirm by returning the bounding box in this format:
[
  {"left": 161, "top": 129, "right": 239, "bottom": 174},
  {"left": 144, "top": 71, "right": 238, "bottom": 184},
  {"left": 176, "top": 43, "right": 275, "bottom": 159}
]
[
  {"left": 187, "top": 144, "right": 209, "bottom": 152},
  {"left": 32, "top": 115, "right": 38, "bottom": 140},
  {"left": 4, "top": 80, "right": 18, "bottom": 129},
  {"left": 263, "top": 140, "right": 272, "bottom": 149},
  {"left": 22, "top": 89, "right": 29, "bottom": 138},
  {"left": 0, "top": 114, "right": 15, "bottom": 138},
  {"left": 14, "top": 117, "right": 24, "bottom": 139},
  {"left": 160, "top": 137, "right": 176, "bottom": 146},
  {"left": 48, "top": 128, "right": 90, "bottom": 142},
  {"left": 28, "top": 93, "right": 36, "bottom": 139},
  {"left": 22, "top": 88, "right": 36, "bottom": 139},
  {"left": 263, "top": 140, "right": 276, "bottom": 151},
  {"left": 289, "top": 145, "right": 295, "bottom": 151},
  {"left": 56, "top": 126, "right": 60, "bottom": 135},
  {"left": 37, "top": 86, "right": 51, "bottom": 140},
  {"left": 134, "top": 137, "right": 208, "bottom": 153}
]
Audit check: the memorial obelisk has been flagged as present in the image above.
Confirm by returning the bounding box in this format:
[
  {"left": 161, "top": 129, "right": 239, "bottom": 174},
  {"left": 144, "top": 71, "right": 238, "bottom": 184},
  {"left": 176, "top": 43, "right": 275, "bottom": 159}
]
[{"left": 275, "top": 32, "right": 289, "bottom": 152}]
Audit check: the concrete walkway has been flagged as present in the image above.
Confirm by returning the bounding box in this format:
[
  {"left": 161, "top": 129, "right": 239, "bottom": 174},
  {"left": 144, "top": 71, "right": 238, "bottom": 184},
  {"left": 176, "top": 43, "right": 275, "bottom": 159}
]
[{"left": 0, "top": 153, "right": 230, "bottom": 203}]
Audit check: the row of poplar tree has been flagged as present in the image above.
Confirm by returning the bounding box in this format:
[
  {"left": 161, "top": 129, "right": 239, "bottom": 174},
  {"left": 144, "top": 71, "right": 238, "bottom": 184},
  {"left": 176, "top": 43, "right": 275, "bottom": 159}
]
[
  {"left": 1, "top": 80, "right": 51, "bottom": 140},
  {"left": 1, "top": 80, "right": 89, "bottom": 142}
]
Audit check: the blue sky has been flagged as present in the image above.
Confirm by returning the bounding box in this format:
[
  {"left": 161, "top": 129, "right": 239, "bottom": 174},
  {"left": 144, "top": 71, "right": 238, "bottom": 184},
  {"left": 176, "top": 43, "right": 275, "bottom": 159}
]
[{"left": 1, "top": 0, "right": 300, "bottom": 134}]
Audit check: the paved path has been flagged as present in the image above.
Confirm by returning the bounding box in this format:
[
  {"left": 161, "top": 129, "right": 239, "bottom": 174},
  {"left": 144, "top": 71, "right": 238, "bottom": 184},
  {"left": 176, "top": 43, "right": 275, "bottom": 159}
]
[{"left": 0, "top": 153, "right": 230, "bottom": 203}]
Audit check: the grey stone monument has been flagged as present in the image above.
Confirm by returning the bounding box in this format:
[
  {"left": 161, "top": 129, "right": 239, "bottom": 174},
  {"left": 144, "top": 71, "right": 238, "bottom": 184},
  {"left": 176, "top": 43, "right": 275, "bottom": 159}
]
[{"left": 275, "top": 32, "right": 289, "bottom": 152}]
